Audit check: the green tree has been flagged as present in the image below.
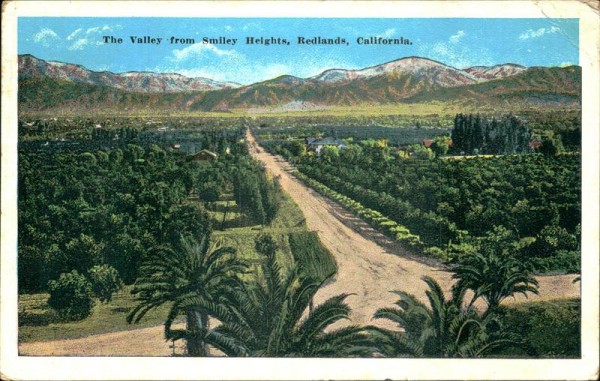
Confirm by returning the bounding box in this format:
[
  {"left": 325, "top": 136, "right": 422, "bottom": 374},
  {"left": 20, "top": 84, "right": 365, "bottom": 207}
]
[
  {"left": 431, "top": 135, "right": 451, "bottom": 156},
  {"left": 372, "top": 276, "right": 514, "bottom": 357},
  {"left": 47, "top": 270, "right": 96, "bottom": 321},
  {"left": 452, "top": 253, "right": 539, "bottom": 312},
  {"left": 87, "top": 264, "right": 124, "bottom": 303},
  {"left": 539, "top": 136, "right": 564, "bottom": 156},
  {"left": 206, "top": 234, "right": 372, "bottom": 357},
  {"left": 320, "top": 145, "right": 340, "bottom": 163},
  {"left": 127, "top": 234, "right": 246, "bottom": 356},
  {"left": 407, "top": 144, "right": 435, "bottom": 160}
]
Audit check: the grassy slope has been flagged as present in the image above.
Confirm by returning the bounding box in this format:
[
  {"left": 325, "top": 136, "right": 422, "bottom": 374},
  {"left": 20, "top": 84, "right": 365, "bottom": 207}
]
[{"left": 18, "top": 286, "right": 173, "bottom": 343}]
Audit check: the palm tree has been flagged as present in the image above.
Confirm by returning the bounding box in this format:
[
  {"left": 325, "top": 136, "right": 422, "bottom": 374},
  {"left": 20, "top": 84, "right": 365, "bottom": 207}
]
[
  {"left": 372, "top": 276, "right": 515, "bottom": 358},
  {"left": 127, "top": 233, "right": 246, "bottom": 356},
  {"left": 205, "top": 234, "right": 373, "bottom": 357},
  {"left": 452, "top": 252, "right": 539, "bottom": 312}
]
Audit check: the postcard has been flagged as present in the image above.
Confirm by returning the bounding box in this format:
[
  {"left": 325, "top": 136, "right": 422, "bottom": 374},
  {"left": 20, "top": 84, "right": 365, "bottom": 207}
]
[{"left": 1, "top": 1, "right": 598, "bottom": 380}]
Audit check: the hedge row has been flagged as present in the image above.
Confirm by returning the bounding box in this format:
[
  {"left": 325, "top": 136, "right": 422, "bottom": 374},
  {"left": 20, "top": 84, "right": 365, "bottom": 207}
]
[{"left": 291, "top": 171, "right": 446, "bottom": 258}]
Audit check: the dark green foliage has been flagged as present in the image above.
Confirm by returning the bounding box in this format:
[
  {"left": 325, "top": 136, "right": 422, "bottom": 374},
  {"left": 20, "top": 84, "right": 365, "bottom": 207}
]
[
  {"left": 496, "top": 299, "right": 580, "bottom": 357},
  {"left": 452, "top": 253, "right": 539, "bottom": 311},
  {"left": 87, "top": 264, "right": 124, "bottom": 303},
  {"left": 204, "top": 234, "right": 373, "bottom": 357},
  {"left": 452, "top": 114, "right": 531, "bottom": 154},
  {"left": 128, "top": 234, "right": 247, "bottom": 356},
  {"left": 232, "top": 158, "right": 280, "bottom": 225},
  {"left": 259, "top": 126, "right": 450, "bottom": 153},
  {"left": 530, "top": 250, "right": 580, "bottom": 274},
  {"left": 528, "top": 224, "right": 578, "bottom": 258},
  {"left": 430, "top": 135, "right": 451, "bottom": 156},
  {"left": 47, "top": 270, "right": 95, "bottom": 321},
  {"left": 291, "top": 146, "right": 579, "bottom": 271},
  {"left": 372, "top": 276, "right": 516, "bottom": 357},
  {"left": 288, "top": 232, "right": 337, "bottom": 283},
  {"left": 162, "top": 203, "right": 212, "bottom": 248},
  {"left": 18, "top": 122, "right": 248, "bottom": 292},
  {"left": 539, "top": 136, "right": 564, "bottom": 156},
  {"left": 524, "top": 110, "right": 580, "bottom": 151}
]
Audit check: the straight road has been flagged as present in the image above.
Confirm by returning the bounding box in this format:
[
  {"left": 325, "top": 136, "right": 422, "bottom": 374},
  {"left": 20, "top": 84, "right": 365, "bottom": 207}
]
[{"left": 245, "top": 129, "right": 580, "bottom": 328}]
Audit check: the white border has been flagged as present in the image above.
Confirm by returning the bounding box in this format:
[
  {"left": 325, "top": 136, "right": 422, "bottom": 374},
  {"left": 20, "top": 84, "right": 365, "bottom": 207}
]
[{"left": 2, "top": 1, "right": 598, "bottom": 380}]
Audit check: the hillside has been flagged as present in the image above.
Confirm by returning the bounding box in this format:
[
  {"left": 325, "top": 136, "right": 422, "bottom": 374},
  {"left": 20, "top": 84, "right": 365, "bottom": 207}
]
[
  {"left": 18, "top": 54, "right": 581, "bottom": 113},
  {"left": 19, "top": 54, "right": 240, "bottom": 93},
  {"left": 404, "top": 66, "right": 581, "bottom": 106}
]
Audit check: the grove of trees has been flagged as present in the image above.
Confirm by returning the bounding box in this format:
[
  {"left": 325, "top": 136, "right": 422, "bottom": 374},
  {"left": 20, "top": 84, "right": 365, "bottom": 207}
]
[
  {"left": 18, "top": 115, "right": 580, "bottom": 358},
  {"left": 451, "top": 113, "right": 532, "bottom": 155},
  {"left": 18, "top": 124, "right": 280, "bottom": 295}
]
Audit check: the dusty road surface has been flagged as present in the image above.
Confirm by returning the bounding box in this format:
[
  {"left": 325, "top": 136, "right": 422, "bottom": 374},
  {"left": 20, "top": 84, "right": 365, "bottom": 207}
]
[
  {"left": 19, "top": 324, "right": 185, "bottom": 356},
  {"left": 18, "top": 131, "right": 580, "bottom": 356},
  {"left": 245, "top": 130, "right": 580, "bottom": 328}
]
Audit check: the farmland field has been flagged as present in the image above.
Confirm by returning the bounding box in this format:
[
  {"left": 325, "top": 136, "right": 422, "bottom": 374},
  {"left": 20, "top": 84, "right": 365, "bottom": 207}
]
[
  {"left": 16, "top": 113, "right": 581, "bottom": 358},
  {"left": 254, "top": 112, "right": 581, "bottom": 274},
  {"left": 18, "top": 117, "right": 334, "bottom": 345}
]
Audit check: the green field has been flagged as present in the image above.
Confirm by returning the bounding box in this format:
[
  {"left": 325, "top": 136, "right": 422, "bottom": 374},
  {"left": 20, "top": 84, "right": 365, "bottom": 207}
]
[{"left": 19, "top": 286, "right": 173, "bottom": 343}]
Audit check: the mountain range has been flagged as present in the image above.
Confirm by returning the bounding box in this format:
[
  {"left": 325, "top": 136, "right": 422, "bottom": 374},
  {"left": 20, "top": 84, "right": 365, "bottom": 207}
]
[
  {"left": 18, "top": 54, "right": 581, "bottom": 112},
  {"left": 19, "top": 54, "right": 240, "bottom": 92}
]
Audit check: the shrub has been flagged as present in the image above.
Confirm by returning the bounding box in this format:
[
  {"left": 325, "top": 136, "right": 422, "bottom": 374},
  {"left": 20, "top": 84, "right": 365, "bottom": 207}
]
[
  {"left": 47, "top": 270, "right": 95, "bottom": 321},
  {"left": 289, "top": 232, "right": 337, "bottom": 283},
  {"left": 87, "top": 264, "right": 124, "bottom": 303},
  {"left": 496, "top": 298, "right": 580, "bottom": 357}
]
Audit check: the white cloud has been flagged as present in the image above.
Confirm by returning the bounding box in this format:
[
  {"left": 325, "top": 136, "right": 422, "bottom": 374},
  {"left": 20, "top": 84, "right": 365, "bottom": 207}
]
[
  {"left": 86, "top": 26, "right": 102, "bottom": 34},
  {"left": 378, "top": 28, "right": 396, "bottom": 39},
  {"left": 67, "top": 24, "right": 121, "bottom": 50},
  {"left": 171, "top": 43, "right": 239, "bottom": 63},
  {"left": 449, "top": 30, "right": 465, "bottom": 44},
  {"left": 242, "top": 22, "right": 261, "bottom": 32},
  {"left": 225, "top": 25, "right": 234, "bottom": 32},
  {"left": 33, "top": 28, "right": 59, "bottom": 47},
  {"left": 67, "top": 28, "right": 82, "bottom": 41},
  {"left": 519, "top": 25, "right": 560, "bottom": 40},
  {"left": 419, "top": 41, "right": 493, "bottom": 68},
  {"left": 69, "top": 38, "right": 90, "bottom": 51}
]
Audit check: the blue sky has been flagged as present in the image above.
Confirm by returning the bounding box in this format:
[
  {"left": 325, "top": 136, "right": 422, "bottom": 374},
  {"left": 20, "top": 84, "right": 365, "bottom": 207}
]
[{"left": 18, "top": 18, "right": 578, "bottom": 85}]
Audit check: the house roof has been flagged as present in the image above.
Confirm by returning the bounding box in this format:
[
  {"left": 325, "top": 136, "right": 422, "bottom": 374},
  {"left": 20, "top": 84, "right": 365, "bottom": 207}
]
[
  {"left": 308, "top": 137, "right": 343, "bottom": 146},
  {"left": 192, "top": 149, "right": 218, "bottom": 157}
]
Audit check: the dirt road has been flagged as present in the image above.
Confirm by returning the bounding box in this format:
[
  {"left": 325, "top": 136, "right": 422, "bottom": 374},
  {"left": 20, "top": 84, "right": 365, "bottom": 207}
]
[
  {"left": 245, "top": 130, "right": 580, "bottom": 328},
  {"left": 18, "top": 132, "right": 580, "bottom": 356},
  {"left": 19, "top": 324, "right": 186, "bottom": 356}
]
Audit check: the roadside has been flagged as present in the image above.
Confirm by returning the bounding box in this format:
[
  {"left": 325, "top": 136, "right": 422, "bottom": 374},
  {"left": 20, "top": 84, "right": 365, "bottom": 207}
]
[{"left": 245, "top": 129, "right": 580, "bottom": 328}]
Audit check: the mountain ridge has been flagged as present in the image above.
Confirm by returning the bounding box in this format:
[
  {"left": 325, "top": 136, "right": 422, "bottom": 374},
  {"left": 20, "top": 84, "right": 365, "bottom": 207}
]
[
  {"left": 17, "top": 54, "right": 581, "bottom": 112},
  {"left": 18, "top": 54, "right": 241, "bottom": 93},
  {"left": 20, "top": 54, "right": 533, "bottom": 91}
]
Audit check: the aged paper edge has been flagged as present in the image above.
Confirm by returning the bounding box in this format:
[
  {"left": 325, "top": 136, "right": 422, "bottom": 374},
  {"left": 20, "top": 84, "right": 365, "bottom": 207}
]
[{"left": 1, "top": 1, "right": 598, "bottom": 380}]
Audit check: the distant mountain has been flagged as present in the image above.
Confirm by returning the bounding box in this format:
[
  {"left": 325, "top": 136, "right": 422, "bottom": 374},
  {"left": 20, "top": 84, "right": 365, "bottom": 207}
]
[
  {"left": 311, "top": 57, "right": 480, "bottom": 87},
  {"left": 18, "top": 54, "right": 240, "bottom": 93},
  {"left": 464, "top": 64, "right": 527, "bottom": 80},
  {"left": 17, "top": 54, "right": 581, "bottom": 112},
  {"left": 184, "top": 62, "right": 579, "bottom": 111},
  {"left": 405, "top": 65, "right": 581, "bottom": 106}
]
